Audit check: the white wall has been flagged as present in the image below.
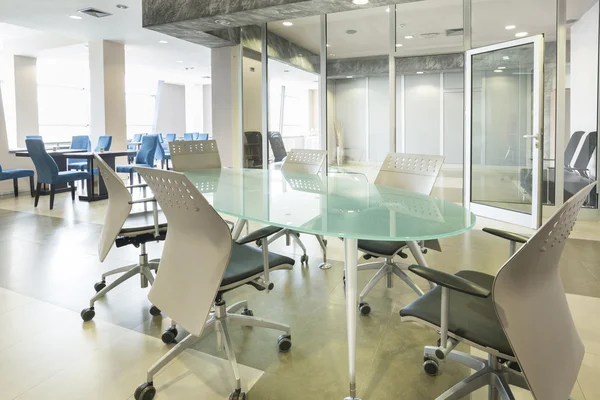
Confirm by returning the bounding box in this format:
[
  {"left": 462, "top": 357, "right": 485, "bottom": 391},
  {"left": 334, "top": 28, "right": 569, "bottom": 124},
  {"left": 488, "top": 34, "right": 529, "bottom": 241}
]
[
  {"left": 570, "top": 1, "right": 599, "bottom": 135},
  {"left": 334, "top": 78, "right": 367, "bottom": 163},
  {"left": 368, "top": 77, "right": 390, "bottom": 161},
  {"left": 242, "top": 56, "right": 262, "bottom": 133},
  {"left": 185, "top": 83, "right": 203, "bottom": 133},
  {"left": 203, "top": 84, "right": 213, "bottom": 134},
  {"left": 154, "top": 82, "right": 186, "bottom": 135},
  {"left": 404, "top": 74, "right": 442, "bottom": 156}
]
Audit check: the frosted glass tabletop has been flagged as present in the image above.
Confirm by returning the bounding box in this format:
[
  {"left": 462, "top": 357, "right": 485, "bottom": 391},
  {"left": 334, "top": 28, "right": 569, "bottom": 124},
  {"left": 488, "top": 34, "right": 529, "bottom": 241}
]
[{"left": 184, "top": 168, "right": 475, "bottom": 241}]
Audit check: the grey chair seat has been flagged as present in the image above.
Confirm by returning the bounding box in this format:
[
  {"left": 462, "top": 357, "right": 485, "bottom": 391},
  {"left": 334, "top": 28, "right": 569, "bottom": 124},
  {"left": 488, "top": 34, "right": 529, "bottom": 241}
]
[
  {"left": 120, "top": 211, "right": 168, "bottom": 235},
  {"left": 400, "top": 270, "right": 513, "bottom": 357},
  {"left": 358, "top": 239, "right": 407, "bottom": 256},
  {"left": 222, "top": 243, "right": 294, "bottom": 287}
]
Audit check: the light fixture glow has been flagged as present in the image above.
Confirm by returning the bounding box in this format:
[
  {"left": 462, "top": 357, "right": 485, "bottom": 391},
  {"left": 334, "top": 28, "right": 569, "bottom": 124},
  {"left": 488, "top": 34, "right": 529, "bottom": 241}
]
[
  {"left": 416, "top": 71, "right": 424, "bottom": 74},
  {"left": 396, "top": 43, "right": 403, "bottom": 47},
  {"left": 505, "top": 25, "right": 516, "bottom": 30},
  {"left": 502, "top": 56, "right": 510, "bottom": 60},
  {"left": 177, "top": 60, "right": 184, "bottom": 63},
  {"left": 405, "top": 35, "right": 414, "bottom": 39},
  {"left": 69, "top": 15, "right": 82, "bottom": 20},
  {"left": 498, "top": 66, "right": 506, "bottom": 70},
  {"left": 352, "top": 0, "right": 369, "bottom": 4},
  {"left": 515, "top": 32, "right": 528, "bottom": 38},
  {"left": 494, "top": 69, "right": 503, "bottom": 73},
  {"left": 386, "top": 7, "right": 390, "bottom": 12},
  {"left": 326, "top": 44, "right": 331, "bottom": 47},
  {"left": 283, "top": 21, "right": 293, "bottom": 26},
  {"left": 159, "top": 40, "right": 168, "bottom": 44},
  {"left": 346, "top": 76, "right": 354, "bottom": 78}
]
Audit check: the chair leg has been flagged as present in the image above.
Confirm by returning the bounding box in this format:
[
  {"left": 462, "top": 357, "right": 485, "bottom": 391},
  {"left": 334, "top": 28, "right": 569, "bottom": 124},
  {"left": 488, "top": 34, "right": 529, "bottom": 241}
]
[
  {"left": 34, "top": 183, "right": 41, "bottom": 207},
  {"left": 13, "top": 178, "right": 18, "bottom": 197},
  {"left": 49, "top": 185, "right": 56, "bottom": 210},
  {"left": 29, "top": 176, "right": 34, "bottom": 197},
  {"left": 137, "top": 173, "right": 142, "bottom": 184},
  {"left": 129, "top": 172, "right": 134, "bottom": 186},
  {"left": 71, "top": 182, "right": 76, "bottom": 201}
]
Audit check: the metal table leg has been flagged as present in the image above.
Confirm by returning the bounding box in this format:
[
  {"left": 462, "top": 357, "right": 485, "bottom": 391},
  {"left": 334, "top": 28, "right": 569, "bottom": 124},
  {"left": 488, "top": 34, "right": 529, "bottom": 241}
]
[{"left": 344, "top": 238, "right": 361, "bottom": 400}]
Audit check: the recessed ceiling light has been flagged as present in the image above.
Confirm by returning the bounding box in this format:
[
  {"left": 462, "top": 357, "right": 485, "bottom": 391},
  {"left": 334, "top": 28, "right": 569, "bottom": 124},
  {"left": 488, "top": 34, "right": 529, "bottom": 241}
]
[
  {"left": 283, "top": 21, "right": 293, "bottom": 26},
  {"left": 215, "top": 19, "right": 231, "bottom": 25},
  {"left": 505, "top": 25, "right": 516, "bottom": 30},
  {"left": 494, "top": 69, "right": 503, "bottom": 73},
  {"left": 159, "top": 40, "right": 168, "bottom": 44},
  {"left": 386, "top": 7, "right": 390, "bottom": 12},
  {"left": 326, "top": 44, "right": 331, "bottom": 47},
  {"left": 498, "top": 66, "right": 506, "bottom": 70},
  {"left": 177, "top": 60, "right": 183, "bottom": 63},
  {"left": 503, "top": 56, "right": 510, "bottom": 60},
  {"left": 396, "top": 43, "right": 403, "bottom": 47},
  {"left": 416, "top": 71, "right": 424, "bottom": 74},
  {"left": 329, "top": 53, "right": 336, "bottom": 56},
  {"left": 69, "top": 15, "right": 82, "bottom": 20},
  {"left": 346, "top": 76, "right": 354, "bottom": 78},
  {"left": 116, "top": 4, "right": 129, "bottom": 9},
  {"left": 405, "top": 35, "right": 414, "bottom": 39},
  {"left": 515, "top": 32, "right": 528, "bottom": 38},
  {"left": 352, "top": 0, "right": 369, "bottom": 4}
]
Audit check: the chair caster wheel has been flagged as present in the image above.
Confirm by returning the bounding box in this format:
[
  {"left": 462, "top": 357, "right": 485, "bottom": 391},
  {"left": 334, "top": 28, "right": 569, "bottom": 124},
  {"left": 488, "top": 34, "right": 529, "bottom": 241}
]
[
  {"left": 423, "top": 357, "right": 440, "bottom": 376},
  {"left": 149, "top": 305, "right": 161, "bottom": 316},
  {"left": 422, "top": 248, "right": 428, "bottom": 254},
  {"left": 80, "top": 307, "right": 95, "bottom": 322},
  {"left": 301, "top": 254, "right": 308, "bottom": 264},
  {"left": 241, "top": 308, "right": 254, "bottom": 316},
  {"left": 94, "top": 281, "right": 106, "bottom": 292},
  {"left": 161, "top": 327, "right": 178, "bottom": 344},
  {"left": 135, "top": 382, "right": 156, "bottom": 400},
  {"left": 358, "top": 302, "right": 371, "bottom": 316},
  {"left": 278, "top": 334, "right": 292, "bottom": 352},
  {"left": 229, "top": 389, "right": 247, "bottom": 400}
]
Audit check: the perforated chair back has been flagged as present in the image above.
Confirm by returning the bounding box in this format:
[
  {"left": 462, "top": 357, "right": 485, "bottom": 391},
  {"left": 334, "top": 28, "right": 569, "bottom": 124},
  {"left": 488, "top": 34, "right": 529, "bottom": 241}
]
[
  {"left": 169, "top": 140, "right": 222, "bottom": 171},
  {"left": 374, "top": 153, "right": 444, "bottom": 195},
  {"left": 281, "top": 149, "right": 326, "bottom": 174},
  {"left": 493, "top": 182, "right": 596, "bottom": 400},
  {"left": 93, "top": 154, "right": 133, "bottom": 262},
  {"left": 136, "top": 167, "right": 232, "bottom": 336}
]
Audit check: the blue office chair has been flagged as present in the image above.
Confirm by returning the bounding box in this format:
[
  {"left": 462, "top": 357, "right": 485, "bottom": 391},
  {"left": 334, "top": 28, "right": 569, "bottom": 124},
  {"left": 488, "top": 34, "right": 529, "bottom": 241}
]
[
  {"left": 128, "top": 133, "right": 143, "bottom": 163},
  {"left": 117, "top": 134, "right": 159, "bottom": 185},
  {"left": 68, "top": 135, "right": 91, "bottom": 170},
  {"left": 197, "top": 133, "right": 209, "bottom": 140},
  {"left": 154, "top": 140, "right": 171, "bottom": 170},
  {"left": 165, "top": 133, "right": 176, "bottom": 143},
  {"left": 0, "top": 164, "right": 35, "bottom": 197},
  {"left": 69, "top": 136, "right": 113, "bottom": 172},
  {"left": 183, "top": 133, "right": 195, "bottom": 141},
  {"left": 26, "top": 139, "right": 88, "bottom": 210}
]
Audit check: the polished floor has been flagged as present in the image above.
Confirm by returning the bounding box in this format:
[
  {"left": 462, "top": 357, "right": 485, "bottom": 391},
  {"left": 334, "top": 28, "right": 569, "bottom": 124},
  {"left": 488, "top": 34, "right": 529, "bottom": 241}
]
[{"left": 0, "top": 173, "right": 600, "bottom": 400}]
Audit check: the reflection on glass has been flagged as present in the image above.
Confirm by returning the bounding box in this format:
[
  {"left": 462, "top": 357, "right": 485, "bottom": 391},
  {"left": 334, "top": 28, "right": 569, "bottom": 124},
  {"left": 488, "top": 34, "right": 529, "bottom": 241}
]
[
  {"left": 267, "top": 16, "right": 321, "bottom": 169},
  {"left": 326, "top": 6, "right": 390, "bottom": 177},
  {"left": 471, "top": 43, "right": 535, "bottom": 215},
  {"left": 241, "top": 26, "right": 264, "bottom": 168}
]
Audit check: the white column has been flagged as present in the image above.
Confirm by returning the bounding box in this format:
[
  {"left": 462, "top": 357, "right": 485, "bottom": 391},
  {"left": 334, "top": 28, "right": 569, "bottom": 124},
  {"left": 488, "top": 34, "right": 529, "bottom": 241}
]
[
  {"left": 89, "top": 40, "right": 127, "bottom": 151},
  {"left": 211, "top": 46, "right": 241, "bottom": 168}
]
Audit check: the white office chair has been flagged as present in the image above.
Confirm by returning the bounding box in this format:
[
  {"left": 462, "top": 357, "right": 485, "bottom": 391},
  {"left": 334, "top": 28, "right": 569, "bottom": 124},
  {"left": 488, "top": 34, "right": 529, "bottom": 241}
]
[
  {"left": 133, "top": 167, "right": 295, "bottom": 400},
  {"left": 352, "top": 152, "right": 445, "bottom": 315},
  {"left": 80, "top": 154, "right": 167, "bottom": 322},
  {"left": 237, "top": 149, "right": 330, "bottom": 268},
  {"left": 400, "top": 182, "right": 596, "bottom": 400},
  {"left": 168, "top": 139, "right": 222, "bottom": 170}
]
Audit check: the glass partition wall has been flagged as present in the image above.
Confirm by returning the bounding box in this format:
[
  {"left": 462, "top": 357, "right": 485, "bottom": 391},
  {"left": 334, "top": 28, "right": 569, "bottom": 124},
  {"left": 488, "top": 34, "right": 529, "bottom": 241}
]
[{"left": 237, "top": 0, "right": 600, "bottom": 217}]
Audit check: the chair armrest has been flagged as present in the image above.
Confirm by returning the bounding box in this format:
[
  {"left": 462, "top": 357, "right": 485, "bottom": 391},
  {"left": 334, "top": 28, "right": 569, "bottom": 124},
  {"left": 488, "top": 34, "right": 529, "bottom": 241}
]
[
  {"left": 408, "top": 265, "right": 491, "bottom": 298},
  {"left": 236, "top": 226, "right": 283, "bottom": 245},
  {"left": 482, "top": 228, "right": 528, "bottom": 244}
]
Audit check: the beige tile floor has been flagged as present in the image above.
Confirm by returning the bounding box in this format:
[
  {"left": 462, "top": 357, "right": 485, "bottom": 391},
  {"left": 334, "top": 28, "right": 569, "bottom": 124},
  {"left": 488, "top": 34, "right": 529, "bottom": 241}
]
[{"left": 1, "top": 170, "right": 600, "bottom": 399}]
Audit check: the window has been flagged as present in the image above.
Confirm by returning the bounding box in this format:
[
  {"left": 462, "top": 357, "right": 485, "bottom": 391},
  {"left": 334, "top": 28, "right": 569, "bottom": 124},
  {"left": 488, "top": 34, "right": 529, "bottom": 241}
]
[{"left": 126, "top": 92, "right": 155, "bottom": 137}]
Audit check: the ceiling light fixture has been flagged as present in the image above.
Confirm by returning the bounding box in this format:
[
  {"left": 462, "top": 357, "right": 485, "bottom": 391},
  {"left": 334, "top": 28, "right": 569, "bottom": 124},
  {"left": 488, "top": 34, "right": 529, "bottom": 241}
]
[
  {"left": 494, "top": 69, "right": 503, "bottom": 73},
  {"left": 116, "top": 4, "right": 129, "bottom": 9},
  {"left": 326, "top": 44, "right": 330, "bottom": 47},
  {"left": 214, "top": 19, "right": 231, "bottom": 25},
  {"left": 416, "top": 71, "right": 424, "bottom": 74},
  {"left": 352, "top": 0, "right": 369, "bottom": 4},
  {"left": 405, "top": 35, "right": 414, "bottom": 39},
  {"left": 503, "top": 56, "right": 510, "bottom": 60},
  {"left": 159, "top": 40, "right": 168, "bottom": 44},
  {"left": 515, "top": 31, "right": 528, "bottom": 38},
  {"left": 386, "top": 7, "right": 390, "bottom": 12},
  {"left": 330, "top": 53, "right": 336, "bottom": 56},
  {"left": 177, "top": 60, "right": 184, "bottom": 63},
  {"left": 283, "top": 21, "right": 293, "bottom": 26},
  {"left": 505, "top": 25, "right": 516, "bottom": 30},
  {"left": 498, "top": 66, "right": 506, "bottom": 70},
  {"left": 396, "top": 43, "right": 403, "bottom": 47},
  {"left": 69, "top": 15, "right": 82, "bottom": 20},
  {"left": 346, "top": 76, "right": 354, "bottom": 78}
]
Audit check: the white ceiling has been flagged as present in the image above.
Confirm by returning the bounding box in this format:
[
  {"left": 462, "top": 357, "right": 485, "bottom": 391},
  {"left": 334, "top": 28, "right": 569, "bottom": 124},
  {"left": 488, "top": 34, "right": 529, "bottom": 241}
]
[
  {"left": 0, "top": 0, "right": 212, "bottom": 84},
  {"left": 268, "top": 0, "right": 598, "bottom": 59}
]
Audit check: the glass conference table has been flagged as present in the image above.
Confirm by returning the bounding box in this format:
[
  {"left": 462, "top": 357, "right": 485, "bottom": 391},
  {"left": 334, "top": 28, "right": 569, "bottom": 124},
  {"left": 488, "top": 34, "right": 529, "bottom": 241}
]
[{"left": 184, "top": 168, "right": 475, "bottom": 400}]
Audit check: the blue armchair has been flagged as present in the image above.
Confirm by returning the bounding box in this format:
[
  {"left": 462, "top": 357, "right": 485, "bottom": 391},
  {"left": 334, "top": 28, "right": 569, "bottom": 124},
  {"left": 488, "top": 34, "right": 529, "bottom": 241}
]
[
  {"left": 183, "top": 133, "right": 195, "bottom": 141},
  {"left": 0, "top": 164, "right": 35, "bottom": 197},
  {"left": 165, "top": 133, "right": 176, "bottom": 142},
  {"left": 117, "top": 134, "right": 159, "bottom": 185},
  {"left": 26, "top": 135, "right": 42, "bottom": 140},
  {"left": 197, "top": 133, "right": 209, "bottom": 140},
  {"left": 128, "top": 133, "right": 143, "bottom": 163},
  {"left": 68, "top": 135, "right": 91, "bottom": 170},
  {"left": 26, "top": 139, "right": 88, "bottom": 210},
  {"left": 70, "top": 136, "right": 113, "bottom": 172},
  {"left": 154, "top": 140, "right": 171, "bottom": 170}
]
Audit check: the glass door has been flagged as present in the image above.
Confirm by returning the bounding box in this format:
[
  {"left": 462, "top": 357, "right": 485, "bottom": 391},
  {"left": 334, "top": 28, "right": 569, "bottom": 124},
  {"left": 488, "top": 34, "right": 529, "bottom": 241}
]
[{"left": 465, "top": 35, "right": 544, "bottom": 228}]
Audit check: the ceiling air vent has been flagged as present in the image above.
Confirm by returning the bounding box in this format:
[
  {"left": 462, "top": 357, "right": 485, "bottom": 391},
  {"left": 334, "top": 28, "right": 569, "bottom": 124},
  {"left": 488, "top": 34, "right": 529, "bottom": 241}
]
[
  {"left": 78, "top": 7, "right": 113, "bottom": 18},
  {"left": 446, "top": 28, "right": 464, "bottom": 37}
]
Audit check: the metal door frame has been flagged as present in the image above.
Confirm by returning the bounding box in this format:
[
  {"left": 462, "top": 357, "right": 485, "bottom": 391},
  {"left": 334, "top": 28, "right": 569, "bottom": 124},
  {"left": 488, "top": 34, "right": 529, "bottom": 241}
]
[{"left": 464, "top": 34, "right": 545, "bottom": 229}]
